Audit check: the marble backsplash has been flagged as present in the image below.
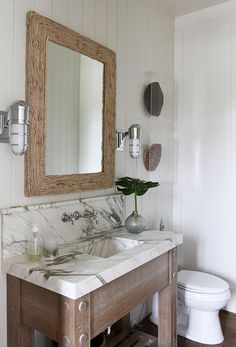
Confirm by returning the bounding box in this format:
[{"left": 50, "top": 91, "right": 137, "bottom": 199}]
[{"left": 1, "top": 194, "right": 124, "bottom": 260}]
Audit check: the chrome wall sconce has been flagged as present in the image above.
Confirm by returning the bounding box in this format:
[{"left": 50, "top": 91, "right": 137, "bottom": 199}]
[
  {"left": 0, "top": 101, "right": 31, "bottom": 155},
  {"left": 116, "top": 124, "right": 141, "bottom": 159}
]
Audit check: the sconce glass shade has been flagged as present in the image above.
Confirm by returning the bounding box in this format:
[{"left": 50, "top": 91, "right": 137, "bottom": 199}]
[
  {"left": 8, "top": 101, "right": 30, "bottom": 155},
  {"left": 128, "top": 124, "right": 141, "bottom": 159}
]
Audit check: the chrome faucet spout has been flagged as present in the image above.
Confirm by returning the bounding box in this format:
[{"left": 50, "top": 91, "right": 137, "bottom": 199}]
[{"left": 61, "top": 209, "right": 99, "bottom": 225}]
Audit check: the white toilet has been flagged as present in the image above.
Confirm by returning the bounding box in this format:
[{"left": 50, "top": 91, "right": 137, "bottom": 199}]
[
  {"left": 150, "top": 270, "right": 231, "bottom": 345},
  {"left": 177, "top": 270, "right": 231, "bottom": 344}
]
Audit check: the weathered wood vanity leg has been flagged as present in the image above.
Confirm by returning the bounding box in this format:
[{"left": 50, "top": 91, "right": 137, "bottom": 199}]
[
  {"left": 158, "top": 248, "right": 177, "bottom": 347},
  {"left": 7, "top": 274, "right": 34, "bottom": 347},
  {"left": 59, "top": 294, "right": 90, "bottom": 347}
]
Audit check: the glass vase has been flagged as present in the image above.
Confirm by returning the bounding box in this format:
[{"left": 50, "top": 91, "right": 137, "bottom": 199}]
[{"left": 125, "top": 210, "right": 146, "bottom": 234}]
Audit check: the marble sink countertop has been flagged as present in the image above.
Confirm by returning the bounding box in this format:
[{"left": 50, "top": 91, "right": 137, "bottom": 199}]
[{"left": 4, "top": 229, "right": 183, "bottom": 300}]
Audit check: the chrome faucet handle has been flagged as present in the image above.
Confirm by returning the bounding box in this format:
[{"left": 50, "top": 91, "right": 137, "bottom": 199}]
[
  {"left": 72, "top": 211, "right": 81, "bottom": 220},
  {"left": 83, "top": 209, "right": 90, "bottom": 217},
  {"left": 61, "top": 213, "right": 70, "bottom": 223},
  {"left": 62, "top": 212, "right": 74, "bottom": 224},
  {"left": 84, "top": 208, "right": 95, "bottom": 217}
]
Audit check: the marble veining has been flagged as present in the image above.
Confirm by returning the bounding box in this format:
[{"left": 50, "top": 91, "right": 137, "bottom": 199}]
[
  {"left": 4, "top": 230, "right": 183, "bottom": 299},
  {"left": 1, "top": 194, "right": 124, "bottom": 260},
  {"left": 1, "top": 194, "right": 183, "bottom": 300}
]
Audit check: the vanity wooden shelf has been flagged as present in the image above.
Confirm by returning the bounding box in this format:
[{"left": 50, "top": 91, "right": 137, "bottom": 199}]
[{"left": 7, "top": 248, "right": 177, "bottom": 347}]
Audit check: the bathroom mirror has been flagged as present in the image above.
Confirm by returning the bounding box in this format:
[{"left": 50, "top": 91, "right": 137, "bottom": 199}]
[
  {"left": 46, "top": 41, "right": 103, "bottom": 175},
  {"left": 25, "top": 12, "right": 116, "bottom": 196}
]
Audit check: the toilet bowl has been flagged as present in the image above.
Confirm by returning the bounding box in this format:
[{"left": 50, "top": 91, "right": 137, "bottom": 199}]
[
  {"left": 150, "top": 270, "right": 231, "bottom": 345},
  {"left": 178, "top": 270, "right": 231, "bottom": 344}
]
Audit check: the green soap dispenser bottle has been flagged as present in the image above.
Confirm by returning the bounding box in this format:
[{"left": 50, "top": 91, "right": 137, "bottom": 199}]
[{"left": 27, "top": 225, "right": 43, "bottom": 262}]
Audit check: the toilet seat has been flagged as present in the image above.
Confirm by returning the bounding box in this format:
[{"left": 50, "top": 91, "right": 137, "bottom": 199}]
[
  {"left": 178, "top": 286, "right": 231, "bottom": 304},
  {"left": 178, "top": 270, "right": 229, "bottom": 294}
]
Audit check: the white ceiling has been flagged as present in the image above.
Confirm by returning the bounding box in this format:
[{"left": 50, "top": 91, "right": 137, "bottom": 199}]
[{"left": 157, "top": 0, "right": 231, "bottom": 16}]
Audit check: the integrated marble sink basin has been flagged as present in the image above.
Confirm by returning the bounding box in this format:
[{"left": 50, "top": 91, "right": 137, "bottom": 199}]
[
  {"left": 75, "top": 236, "right": 144, "bottom": 258},
  {"left": 3, "top": 229, "right": 183, "bottom": 300}
]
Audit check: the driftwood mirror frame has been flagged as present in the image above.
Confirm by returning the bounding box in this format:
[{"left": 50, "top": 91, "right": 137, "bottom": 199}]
[{"left": 25, "top": 12, "right": 116, "bottom": 196}]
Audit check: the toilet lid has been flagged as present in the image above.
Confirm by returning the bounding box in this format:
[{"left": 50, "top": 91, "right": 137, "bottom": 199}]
[{"left": 177, "top": 270, "right": 229, "bottom": 294}]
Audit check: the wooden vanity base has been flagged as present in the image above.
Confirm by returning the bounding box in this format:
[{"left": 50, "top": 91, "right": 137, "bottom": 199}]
[{"left": 7, "top": 248, "right": 177, "bottom": 347}]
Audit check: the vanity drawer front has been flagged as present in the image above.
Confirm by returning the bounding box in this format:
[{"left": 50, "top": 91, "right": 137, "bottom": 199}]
[{"left": 90, "top": 252, "right": 169, "bottom": 338}]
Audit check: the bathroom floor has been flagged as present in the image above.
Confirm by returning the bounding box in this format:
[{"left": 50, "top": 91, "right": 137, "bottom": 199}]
[{"left": 139, "top": 312, "right": 236, "bottom": 347}]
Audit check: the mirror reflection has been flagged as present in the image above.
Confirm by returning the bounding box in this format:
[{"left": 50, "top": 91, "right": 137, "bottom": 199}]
[{"left": 46, "top": 41, "right": 104, "bottom": 175}]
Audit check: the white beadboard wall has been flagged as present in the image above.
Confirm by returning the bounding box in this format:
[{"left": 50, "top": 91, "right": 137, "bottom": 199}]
[
  {"left": 174, "top": 0, "right": 236, "bottom": 301},
  {"left": 0, "top": 0, "right": 174, "bottom": 345}
]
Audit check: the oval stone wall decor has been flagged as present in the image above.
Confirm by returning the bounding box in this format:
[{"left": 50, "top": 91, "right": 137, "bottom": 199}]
[
  {"left": 144, "top": 82, "right": 164, "bottom": 117},
  {"left": 143, "top": 143, "right": 162, "bottom": 171}
]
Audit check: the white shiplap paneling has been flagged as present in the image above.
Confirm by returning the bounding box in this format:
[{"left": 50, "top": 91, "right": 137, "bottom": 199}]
[
  {"left": 0, "top": 1, "right": 174, "bottom": 346},
  {"left": 174, "top": 4, "right": 236, "bottom": 298}
]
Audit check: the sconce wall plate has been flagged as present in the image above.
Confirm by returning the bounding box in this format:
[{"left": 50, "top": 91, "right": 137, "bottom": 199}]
[
  {"left": 116, "top": 130, "right": 128, "bottom": 151},
  {"left": 0, "top": 111, "right": 8, "bottom": 142},
  {"left": 0, "top": 101, "right": 31, "bottom": 155}
]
